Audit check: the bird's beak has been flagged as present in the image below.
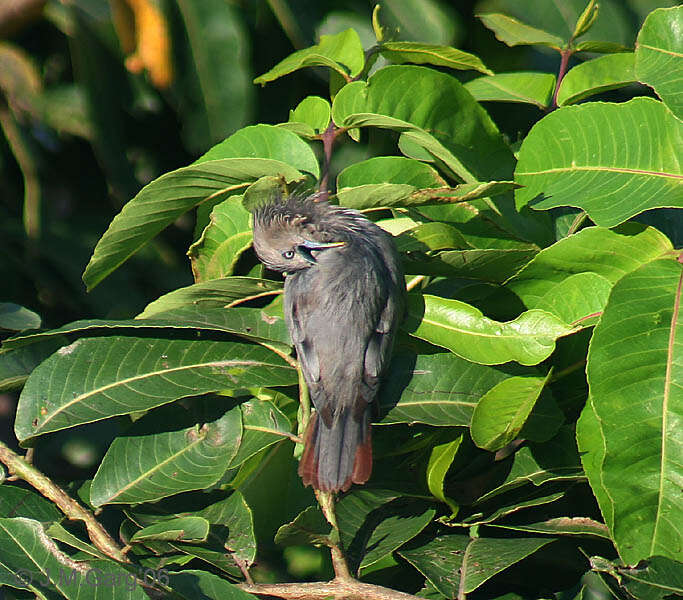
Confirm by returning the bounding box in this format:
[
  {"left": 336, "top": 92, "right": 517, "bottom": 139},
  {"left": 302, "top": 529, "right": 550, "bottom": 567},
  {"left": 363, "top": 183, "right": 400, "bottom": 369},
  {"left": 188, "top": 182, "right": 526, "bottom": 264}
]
[{"left": 296, "top": 240, "right": 345, "bottom": 264}]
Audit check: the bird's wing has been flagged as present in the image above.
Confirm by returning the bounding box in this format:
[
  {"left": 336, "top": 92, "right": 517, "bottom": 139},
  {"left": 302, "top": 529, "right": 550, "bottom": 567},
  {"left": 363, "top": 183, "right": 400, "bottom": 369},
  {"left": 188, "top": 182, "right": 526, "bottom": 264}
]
[{"left": 284, "top": 275, "right": 320, "bottom": 386}]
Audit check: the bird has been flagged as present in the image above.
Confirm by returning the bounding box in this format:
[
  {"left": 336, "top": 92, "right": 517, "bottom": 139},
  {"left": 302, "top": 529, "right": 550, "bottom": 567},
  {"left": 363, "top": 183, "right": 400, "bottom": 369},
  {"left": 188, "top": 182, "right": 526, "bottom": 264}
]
[{"left": 252, "top": 194, "right": 405, "bottom": 492}]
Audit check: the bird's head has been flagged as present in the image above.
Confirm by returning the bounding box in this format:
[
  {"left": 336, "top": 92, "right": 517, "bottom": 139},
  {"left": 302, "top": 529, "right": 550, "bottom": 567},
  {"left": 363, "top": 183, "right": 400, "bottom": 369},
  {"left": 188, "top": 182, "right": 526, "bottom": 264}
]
[{"left": 252, "top": 196, "right": 345, "bottom": 273}]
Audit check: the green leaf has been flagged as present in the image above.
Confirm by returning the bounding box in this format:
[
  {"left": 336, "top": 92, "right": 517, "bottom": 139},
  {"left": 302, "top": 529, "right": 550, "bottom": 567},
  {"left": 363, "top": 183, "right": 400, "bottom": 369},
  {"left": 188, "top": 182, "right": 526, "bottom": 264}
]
[
  {"left": 129, "top": 490, "right": 256, "bottom": 576},
  {"left": 274, "top": 506, "right": 332, "bottom": 547},
  {"left": 505, "top": 224, "right": 672, "bottom": 325},
  {"left": 379, "top": 41, "right": 493, "bottom": 75},
  {"left": 0, "top": 336, "right": 67, "bottom": 391},
  {"left": 90, "top": 401, "right": 242, "bottom": 506},
  {"left": 0, "top": 487, "right": 61, "bottom": 522},
  {"left": 195, "top": 124, "right": 320, "bottom": 178},
  {"left": 403, "top": 247, "right": 537, "bottom": 283},
  {"left": 464, "top": 72, "right": 556, "bottom": 109},
  {"left": 399, "top": 533, "right": 554, "bottom": 596},
  {"left": 254, "top": 29, "right": 364, "bottom": 84},
  {"left": 337, "top": 181, "right": 520, "bottom": 209},
  {"left": 579, "top": 257, "right": 683, "bottom": 564},
  {"left": 82, "top": 158, "right": 303, "bottom": 290},
  {"left": 404, "top": 294, "right": 575, "bottom": 366},
  {"left": 171, "top": 1, "right": 254, "bottom": 153},
  {"left": 335, "top": 489, "right": 436, "bottom": 574},
  {"left": 45, "top": 522, "right": 107, "bottom": 559},
  {"left": 574, "top": 40, "right": 631, "bottom": 53},
  {"left": 395, "top": 222, "right": 470, "bottom": 253},
  {"left": 378, "top": 352, "right": 530, "bottom": 426},
  {"left": 169, "top": 569, "right": 259, "bottom": 600},
  {"left": 377, "top": 0, "right": 461, "bottom": 45},
  {"left": 131, "top": 517, "right": 210, "bottom": 543},
  {"left": 426, "top": 432, "right": 462, "bottom": 514},
  {"left": 3, "top": 306, "right": 291, "bottom": 351},
  {"left": 228, "top": 399, "right": 292, "bottom": 467},
  {"left": 0, "top": 517, "right": 147, "bottom": 597},
  {"left": 635, "top": 6, "right": 683, "bottom": 120},
  {"left": 15, "top": 335, "right": 296, "bottom": 441},
  {"left": 489, "top": 516, "right": 610, "bottom": 540},
  {"left": 619, "top": 556, "right": 683, "bottom": 600},
  {"left": 477, "top": 13, "right": 565, "bottom": 50},
  {"left": 176, "top": 490, "right": 257, "bottom": 573},
  {"left": 557, "top": 52, "right": 636, "bottom": 106},
  {"left": 475, "top": 0, "right": 632, "bottom": 49},
  {"left": 337, "top": 156, "right": 446, "bottom": 188},
  {"left": 475, "top": 426, "right": 585, "bottom": 504},
  {"left": 470, "top": 374, "right": 550, "bottom": 451},
  {"left": 332, "top": 65, "right": 515, "bottom": 182},
  {"left": 287, "top": 96, "right": 331, "bottom": 135},
  {"left": 572, "top": 0, "right": 599, "bottom": 40},
  {"left": 139, "top": 277, "right": 282, "bottom": 318},
  {"left": 188, "top": 197, "right": 252, "bottom": 281},
  {"left": 515, "top": 97, "right": 683, "bottom": 227},
  {"left": 0, "top": 303, "right": 40, "bottom": 331}
]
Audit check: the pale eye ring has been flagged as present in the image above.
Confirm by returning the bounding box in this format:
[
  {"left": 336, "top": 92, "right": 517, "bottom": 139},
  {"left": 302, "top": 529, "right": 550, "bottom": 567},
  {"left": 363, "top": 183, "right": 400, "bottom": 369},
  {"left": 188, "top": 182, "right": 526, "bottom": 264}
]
[{"left": 282, "top": 250, "right": 295, "bottom": 259}]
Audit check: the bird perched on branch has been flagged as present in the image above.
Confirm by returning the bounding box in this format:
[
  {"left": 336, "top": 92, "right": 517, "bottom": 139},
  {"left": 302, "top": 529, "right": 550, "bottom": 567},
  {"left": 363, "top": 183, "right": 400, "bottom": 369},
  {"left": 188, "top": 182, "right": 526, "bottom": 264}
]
[{"left": 252, "top": 194, "right": 405, "bottom": 492}]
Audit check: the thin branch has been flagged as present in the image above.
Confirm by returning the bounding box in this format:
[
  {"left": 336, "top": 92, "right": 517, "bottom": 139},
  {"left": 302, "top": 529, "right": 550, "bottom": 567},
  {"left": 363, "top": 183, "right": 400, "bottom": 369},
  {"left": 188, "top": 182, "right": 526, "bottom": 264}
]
[
  {"left": 549, "top": 359, "right": 588, "bottom": 383},
  {"left": 239, "top": 579, "right": 423, "bottom": 600},
  {"left": 315, "top": 490, "right": 352, "bottom": 580},
  {"left": 0, "top": 441, "right": 128, "bottom": 563},
  {"left": 224, "top": 289, "right": 282, "bottom": 309}
]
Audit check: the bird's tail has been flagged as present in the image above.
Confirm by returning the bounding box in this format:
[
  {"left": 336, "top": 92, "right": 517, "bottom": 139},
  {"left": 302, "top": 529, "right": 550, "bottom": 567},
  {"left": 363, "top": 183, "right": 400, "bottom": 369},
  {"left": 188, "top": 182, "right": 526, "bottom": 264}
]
[{"left": 298, "top": 408, "right": 372, "bottom": 493}]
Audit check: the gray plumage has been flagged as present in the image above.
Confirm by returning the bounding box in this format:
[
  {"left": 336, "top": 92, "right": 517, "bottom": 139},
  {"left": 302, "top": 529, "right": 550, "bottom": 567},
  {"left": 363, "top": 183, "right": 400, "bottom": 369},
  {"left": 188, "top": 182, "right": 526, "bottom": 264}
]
[{"left": 252, "top": 194, "right": 405, "bottom": 492}]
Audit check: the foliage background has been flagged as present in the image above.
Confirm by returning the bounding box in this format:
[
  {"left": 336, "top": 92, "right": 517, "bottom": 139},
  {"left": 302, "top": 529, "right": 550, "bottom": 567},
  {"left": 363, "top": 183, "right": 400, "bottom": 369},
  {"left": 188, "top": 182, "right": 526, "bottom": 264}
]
[{"left": 0, "top": 0, "right": 681, "bottom": 598}]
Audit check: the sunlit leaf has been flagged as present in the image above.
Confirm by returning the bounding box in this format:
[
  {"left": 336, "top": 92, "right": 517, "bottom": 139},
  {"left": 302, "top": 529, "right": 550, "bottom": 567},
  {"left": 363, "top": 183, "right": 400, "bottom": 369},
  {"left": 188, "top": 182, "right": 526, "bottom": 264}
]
[
  {"left": 578, "top": 257, "right": 683, "bottom": 564},
  {"left": 332, "top": 65, "right": 515, "bottom": 182},
  {"left": 82, "top": 158, "right": 302, "bottom": 290},
  {"left": 465, "top": 72, "right": 555, "bottom": 108},
  {"left": 635, "top": 6, "right": 683, "bottom": 120},
  {"left": 380, "top": 41, "right": 492, "bottom": 75},
  {"left": 515, "top": 98, "right": 683, "bottom": 227},
  {"left": 557, "top": 53, "right": 636, "bottom": 106},
  {"left": 15, "top": 335, "right": 296, "bottom": 440},
  {"left": 254, "top": 29, "right": 364, "bottom": 84},
  {"left": 477, "top": 13, "right": 564, "bottom": 49},
  {"left": 404, "top": 294, "right": 575, "bottom": 366}
]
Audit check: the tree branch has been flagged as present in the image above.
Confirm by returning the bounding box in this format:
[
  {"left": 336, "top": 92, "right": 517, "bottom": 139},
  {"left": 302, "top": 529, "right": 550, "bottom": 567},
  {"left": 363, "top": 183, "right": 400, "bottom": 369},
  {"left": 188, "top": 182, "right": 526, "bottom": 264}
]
[
  {"left": 0, "top": 441, "right": 128, "bottom": 563},
  {"left": 239, "top": 579, "right": 423, "bottom": 600}
]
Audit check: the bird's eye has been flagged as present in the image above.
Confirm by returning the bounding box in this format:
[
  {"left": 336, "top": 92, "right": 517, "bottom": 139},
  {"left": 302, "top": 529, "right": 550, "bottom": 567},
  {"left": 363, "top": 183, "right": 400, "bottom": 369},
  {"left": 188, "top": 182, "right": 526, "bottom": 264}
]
[{"left": 282, "top": 250, "right": 295, "bottom": 259}]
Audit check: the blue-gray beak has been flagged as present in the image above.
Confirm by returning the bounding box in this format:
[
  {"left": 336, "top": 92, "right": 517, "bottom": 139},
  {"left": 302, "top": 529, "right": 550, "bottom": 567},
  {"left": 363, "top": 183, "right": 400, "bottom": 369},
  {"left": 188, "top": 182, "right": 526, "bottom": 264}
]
[{"left": 296, "top": 240, "right": 345, "bottom": 264}]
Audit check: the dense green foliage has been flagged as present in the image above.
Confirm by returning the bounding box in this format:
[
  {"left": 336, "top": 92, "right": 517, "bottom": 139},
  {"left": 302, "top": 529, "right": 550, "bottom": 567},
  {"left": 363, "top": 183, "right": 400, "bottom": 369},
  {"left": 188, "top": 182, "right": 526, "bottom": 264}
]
[{"left": 1, "top": 1, "right": 682, "bottom": 599}]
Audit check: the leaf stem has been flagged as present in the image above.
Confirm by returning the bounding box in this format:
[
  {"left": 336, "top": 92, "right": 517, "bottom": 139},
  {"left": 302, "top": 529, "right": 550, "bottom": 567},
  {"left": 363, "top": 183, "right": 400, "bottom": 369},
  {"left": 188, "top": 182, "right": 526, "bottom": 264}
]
[
  {"left": 549, "top": 359, "right": 588, "bottom": 383},
  {"left": 318, "top": 121, "right": 340, "bottom": 200},
  {"left": 551, "top": 48, "right": 573, "bottom": 109},
  {"left": 0, "top": 441, "right": 128, "bottom": 563}
]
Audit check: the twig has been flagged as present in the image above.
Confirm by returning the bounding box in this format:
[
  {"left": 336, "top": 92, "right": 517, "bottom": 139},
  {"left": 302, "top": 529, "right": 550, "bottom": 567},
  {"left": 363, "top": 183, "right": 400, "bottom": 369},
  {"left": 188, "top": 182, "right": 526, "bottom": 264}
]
[
  {"left": 315, "top": 490, "right": 352, "bottom": 580},
  {"left": 239, "top": 579, "right": 423, "bottom": 600},
  {"left": 0, "top": 441, "right": 128, "bottom": 563}
]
